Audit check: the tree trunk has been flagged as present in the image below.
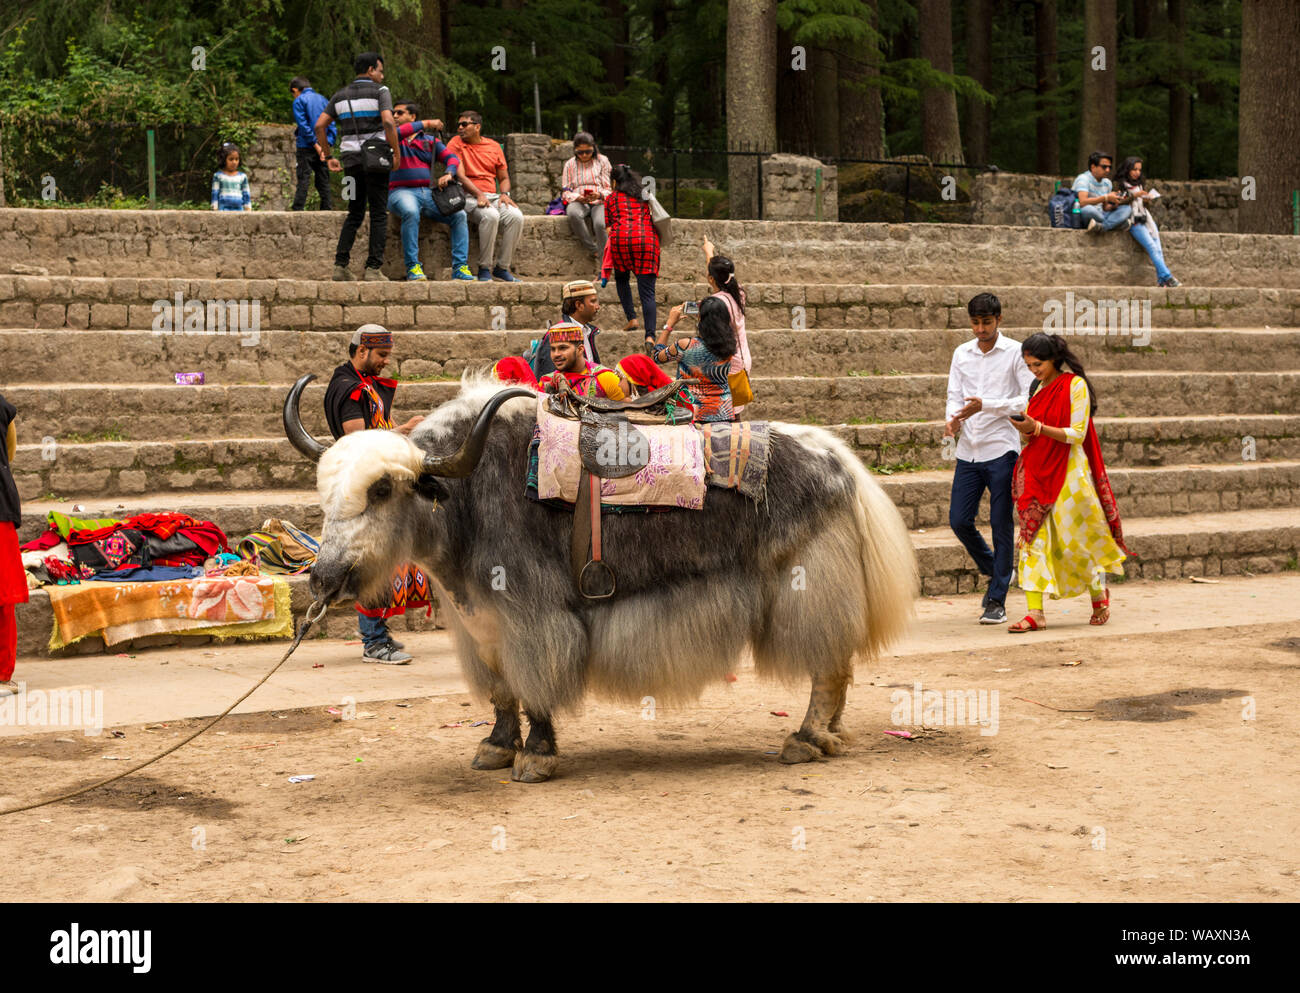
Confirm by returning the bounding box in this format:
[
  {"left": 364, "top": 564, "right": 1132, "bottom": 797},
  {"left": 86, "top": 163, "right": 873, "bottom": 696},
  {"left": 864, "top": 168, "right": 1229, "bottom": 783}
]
[
  {"left": 1238, "top": 0, "right": 1300, "bottom": 233},
  {"left": 812, "top": 47, "right": 840, "bottom": 158},
  {"left": 601, "top": 0, "right": 628, "bottom": 145},
  {"left": 918, "top": 0, "right": 964, "bottom": 164},
  {"left": 726, "top": 0, "right": 777, "bottom": 218},
  {"left": 500, "top": 0, "right": 523, "bottom": 122},
  {"left": 376, "top": 0, "right": 444, "bottom": 122},
  {"left": 1167, "top": 0, "right": 1191, "bottom": 179},
  {"left": 1133, "top": 0, "right": 1157, "bottom": 39},
  {"left": 1035, "top": 0, "right": 1060, "bottom": 174},
  {"left": 963, "top": 0, "right": 992, "bottom": 166},
  {"left": 1078, "top": 0, "right": 1117, "bottom": 171},
  {"left": 776, "top": 27, "right": 816, "bottom": 156},
  {"left": 653, "top": 4, "right": 674, "bottom": 147},
  {"left": 838, "top": 0, "right": 884, "bottom": 159}
]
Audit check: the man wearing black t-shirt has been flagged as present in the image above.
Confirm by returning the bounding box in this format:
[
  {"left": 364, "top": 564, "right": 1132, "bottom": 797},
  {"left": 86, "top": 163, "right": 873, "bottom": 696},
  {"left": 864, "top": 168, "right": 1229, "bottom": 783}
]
[{"left": 323, "top": 325, "right": 424, "bottom": 663}]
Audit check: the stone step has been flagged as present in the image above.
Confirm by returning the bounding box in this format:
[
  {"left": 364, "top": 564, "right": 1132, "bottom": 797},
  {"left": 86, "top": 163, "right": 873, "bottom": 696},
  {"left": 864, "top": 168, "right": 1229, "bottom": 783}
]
[
  {"left": 7, "top": 326, "right": 1300, "bottom": 384},
  {"left": 13, "top": 573, "right": 443, "bottom": 659},
  {"left": 877, "top": 462, "right": 1300, "bottom": 529},
  {"left": 913, "top": 507, "right": 1300, "bottom": 595},
  {"left": 6, "top": 209, "right": 1300, "bottom": 287},
  {"left": 15, "top": 458, "right": 1300, "bottom": 547},
  {"left": 834, "top": 414, "right": 1300, "bottom": 469},
  {"left": 3, "top": 275, "right": 1297, "bottom": 333},
  {"left": 15, "top": 501, "right": 1299, "bottom": 656},
  {"left": 6, "top": 371, "right": 1298, "bottom": 455}
]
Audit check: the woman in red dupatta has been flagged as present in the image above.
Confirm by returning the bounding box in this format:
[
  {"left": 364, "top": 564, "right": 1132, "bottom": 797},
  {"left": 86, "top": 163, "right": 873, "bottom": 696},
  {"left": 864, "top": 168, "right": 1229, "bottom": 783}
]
[{"left": 1008, "top": 334, "right": 1130, "bottom": 632}]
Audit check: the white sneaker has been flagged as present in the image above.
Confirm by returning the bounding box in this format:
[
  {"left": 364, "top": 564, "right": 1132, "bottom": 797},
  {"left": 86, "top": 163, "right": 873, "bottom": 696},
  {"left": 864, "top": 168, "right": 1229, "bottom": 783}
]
[{"left": 1086, "top": 219, "right": 1100, "bottom": 233}]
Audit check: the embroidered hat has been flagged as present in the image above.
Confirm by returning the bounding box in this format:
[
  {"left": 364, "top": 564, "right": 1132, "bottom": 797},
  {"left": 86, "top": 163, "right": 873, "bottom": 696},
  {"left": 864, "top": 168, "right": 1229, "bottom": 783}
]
[
  {"left": 561, "top": 279, "right": 598, "bottom": 301},
  {"left": 351, "top": 323, "right": 393, "bottom": 349},
  {"left": 547, "top": 318, "right": 585, "bottom": 344}
]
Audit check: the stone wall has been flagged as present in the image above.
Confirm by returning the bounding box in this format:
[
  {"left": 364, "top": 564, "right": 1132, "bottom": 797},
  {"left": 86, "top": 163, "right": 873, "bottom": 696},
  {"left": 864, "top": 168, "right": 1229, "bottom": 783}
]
[
  {"left": 972, "top": 171, "right": 1242, "bottom": 232},
  {"left": 761, "top": 154, "right": 838, "bottom": 221},
  {"left": 244, "top": 125, "right": 298, "bottom": 212}
]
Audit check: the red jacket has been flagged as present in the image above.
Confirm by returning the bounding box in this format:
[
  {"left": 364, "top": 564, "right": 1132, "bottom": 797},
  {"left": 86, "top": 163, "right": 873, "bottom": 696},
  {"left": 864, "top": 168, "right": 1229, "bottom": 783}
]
[{"left": 604, "top": 190, "right": 660, "bottom": 275}]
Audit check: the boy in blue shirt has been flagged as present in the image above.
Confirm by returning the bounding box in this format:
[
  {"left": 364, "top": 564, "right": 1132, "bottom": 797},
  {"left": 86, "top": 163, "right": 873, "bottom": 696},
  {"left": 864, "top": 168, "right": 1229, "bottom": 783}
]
[{"left": 290, "top": 76, "right": 335, "bottom": 210}]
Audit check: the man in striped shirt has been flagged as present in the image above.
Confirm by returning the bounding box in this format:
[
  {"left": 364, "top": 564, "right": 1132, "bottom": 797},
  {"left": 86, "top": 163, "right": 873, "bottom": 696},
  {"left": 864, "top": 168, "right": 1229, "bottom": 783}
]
[
  {"left": 388, "top": 100, "right": 479, "bottom": 281},
  {"left": 314, "top": 51, "right": 400, "bottom": 281}
]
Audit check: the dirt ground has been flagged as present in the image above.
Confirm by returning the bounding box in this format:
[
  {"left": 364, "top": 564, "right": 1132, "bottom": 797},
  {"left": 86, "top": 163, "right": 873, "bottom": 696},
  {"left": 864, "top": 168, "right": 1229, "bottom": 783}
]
[{"left": 3, "top": 616, "right": 1298, "bottom": 902}]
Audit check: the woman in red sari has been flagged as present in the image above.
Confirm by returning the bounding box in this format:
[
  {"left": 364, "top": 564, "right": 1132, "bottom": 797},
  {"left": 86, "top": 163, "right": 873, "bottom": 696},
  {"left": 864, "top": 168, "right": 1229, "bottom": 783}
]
[
  {"left": 1008, "top": 334, "right": 1131, "bottom": 632},
  {"left": 0, "top": 394, "right": 27, "bottom": 689}
]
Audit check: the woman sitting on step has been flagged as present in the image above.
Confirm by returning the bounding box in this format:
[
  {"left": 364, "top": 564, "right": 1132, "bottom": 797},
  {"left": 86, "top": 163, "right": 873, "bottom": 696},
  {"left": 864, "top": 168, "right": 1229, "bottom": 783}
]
[{"left": 1008, "top": 333, "right": 1130, "bottom": 632}]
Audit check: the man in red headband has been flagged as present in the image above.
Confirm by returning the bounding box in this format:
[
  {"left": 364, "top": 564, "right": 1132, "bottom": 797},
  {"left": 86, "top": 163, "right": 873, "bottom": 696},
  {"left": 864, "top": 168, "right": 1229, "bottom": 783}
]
[
  {"left": 539, "top": 318, "right": 627, "bottom": 399},
  {"left": 323, "top": 324, "right": 427, "bottom": 664}
]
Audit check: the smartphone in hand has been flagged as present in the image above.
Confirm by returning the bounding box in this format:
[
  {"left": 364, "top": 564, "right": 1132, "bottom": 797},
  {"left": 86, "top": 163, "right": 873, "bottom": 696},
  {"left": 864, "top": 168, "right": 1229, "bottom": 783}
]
[
  {"left": 683, "top": 301, "right": 699, "bottom": 315},
  {"left": 1009, "top": 413, "right": 1026, "bottom": 422}
]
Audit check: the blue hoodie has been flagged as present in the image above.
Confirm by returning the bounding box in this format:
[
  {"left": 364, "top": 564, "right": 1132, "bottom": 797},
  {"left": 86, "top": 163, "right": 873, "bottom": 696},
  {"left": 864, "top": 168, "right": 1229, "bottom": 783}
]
[{"left": 293, "top": 87, "right": 336, "bottom": 149}]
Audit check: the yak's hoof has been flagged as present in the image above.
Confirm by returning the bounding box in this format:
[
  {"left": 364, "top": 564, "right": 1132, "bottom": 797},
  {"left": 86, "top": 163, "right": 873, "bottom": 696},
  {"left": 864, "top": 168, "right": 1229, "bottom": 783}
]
[
  {"left": 826, "top": 723, "right": 854, "bottom": 744},
  {"left": 471, "top": 739, "right": 517, "bottom": 770},
  {"left": 511, "top": 750, "right": 558, "bottom": 783},
  {"left": 778, "top": 729, "right": 847, "bottom": 764}
]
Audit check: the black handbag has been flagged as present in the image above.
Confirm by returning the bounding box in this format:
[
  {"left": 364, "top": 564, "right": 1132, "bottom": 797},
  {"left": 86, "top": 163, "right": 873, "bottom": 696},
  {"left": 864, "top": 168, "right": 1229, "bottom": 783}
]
[
  {"left": 431, "top": 179, "right": 466, "bottom": 215},
  {"left": 344, "top": 94, "right": 393, "bottom": 173}
]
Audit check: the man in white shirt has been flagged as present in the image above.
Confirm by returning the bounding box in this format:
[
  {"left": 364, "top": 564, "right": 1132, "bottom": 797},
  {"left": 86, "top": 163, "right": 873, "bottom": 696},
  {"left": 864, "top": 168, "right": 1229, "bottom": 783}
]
[{"left": 945, "top": 293, "right": 1036, "bottom": 624}]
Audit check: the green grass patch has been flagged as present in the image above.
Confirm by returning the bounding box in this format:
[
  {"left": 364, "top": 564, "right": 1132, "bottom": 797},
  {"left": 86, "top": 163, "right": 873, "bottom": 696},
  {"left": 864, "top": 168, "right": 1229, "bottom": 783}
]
[{"left": 60, "top": 425, "right": 129, "bottom": 443}]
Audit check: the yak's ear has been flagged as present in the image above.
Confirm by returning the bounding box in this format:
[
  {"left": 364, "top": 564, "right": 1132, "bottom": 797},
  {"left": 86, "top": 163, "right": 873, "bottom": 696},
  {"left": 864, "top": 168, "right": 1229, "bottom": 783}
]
[{"left": 415, "top": 473, "right": 450, "bottom": 504}]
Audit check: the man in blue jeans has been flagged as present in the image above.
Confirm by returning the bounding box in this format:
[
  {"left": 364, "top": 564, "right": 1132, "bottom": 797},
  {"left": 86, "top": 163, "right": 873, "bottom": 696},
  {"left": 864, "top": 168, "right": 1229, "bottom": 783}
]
[
  {"left": 945, "top": 293, "right": 1035, "bottom": 624},
  {"left": 322, "top": 325, "right": 427, "bottom": 663},
  {"left": 1072, "top": 150, "right": 1132, "bottom": 233},
  {"left": 388, "top": 100, "right": 478, "bottom": 281},
  {"left": 289, "top": 77, "right": 335, "bottom": 210}
]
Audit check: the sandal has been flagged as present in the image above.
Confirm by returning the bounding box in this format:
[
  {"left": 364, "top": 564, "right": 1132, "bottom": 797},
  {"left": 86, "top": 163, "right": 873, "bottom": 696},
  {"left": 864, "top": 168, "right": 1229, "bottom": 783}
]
[
  {"left": 624, "top": 319, "right": 640, "bottom": 332},
  {"left": 1008, "top": 613, "right": 1045, "bottom": 633},
  {"left": 1090, "top": 595, "right": 1110, "bottom": 626}
]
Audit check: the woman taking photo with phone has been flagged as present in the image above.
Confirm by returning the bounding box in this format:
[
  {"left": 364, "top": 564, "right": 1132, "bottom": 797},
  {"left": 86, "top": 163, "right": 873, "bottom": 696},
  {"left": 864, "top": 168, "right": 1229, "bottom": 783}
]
[
  {"left": 649, "top": 296, "right": 738, "bottom": 422},
  {"left": 1008, "top": 333, "right": 1130, "bottom": 633}
]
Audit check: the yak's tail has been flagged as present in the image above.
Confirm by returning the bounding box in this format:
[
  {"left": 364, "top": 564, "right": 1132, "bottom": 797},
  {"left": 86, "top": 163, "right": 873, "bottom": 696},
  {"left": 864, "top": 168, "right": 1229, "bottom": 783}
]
[{"left": 786, "top": 425, "right": 919, "bottom": 659}]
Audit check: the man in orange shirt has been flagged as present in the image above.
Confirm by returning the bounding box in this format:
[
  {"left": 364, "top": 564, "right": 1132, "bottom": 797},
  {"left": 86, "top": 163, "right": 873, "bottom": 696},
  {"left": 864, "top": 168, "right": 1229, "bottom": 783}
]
[{"left": 444, "top": 110, "right": 525, "bottom": 282}]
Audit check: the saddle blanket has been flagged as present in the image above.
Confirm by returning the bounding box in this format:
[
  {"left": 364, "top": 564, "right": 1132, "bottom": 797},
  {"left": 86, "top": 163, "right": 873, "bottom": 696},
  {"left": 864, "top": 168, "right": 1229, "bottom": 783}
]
[{"left": 534, "top": 403, "right": 707, "bottom": 508}]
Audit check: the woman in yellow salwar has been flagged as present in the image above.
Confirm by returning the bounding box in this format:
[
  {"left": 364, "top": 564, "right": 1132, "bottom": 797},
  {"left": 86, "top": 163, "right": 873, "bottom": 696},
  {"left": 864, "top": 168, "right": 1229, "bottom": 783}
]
[{"left": 1008, "top": 334, "right": 1131, "bottom": 632}]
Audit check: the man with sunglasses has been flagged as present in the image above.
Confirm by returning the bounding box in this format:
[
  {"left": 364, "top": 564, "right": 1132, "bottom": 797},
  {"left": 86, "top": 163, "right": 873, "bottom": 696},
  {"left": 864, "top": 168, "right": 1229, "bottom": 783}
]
[
  {"left": 1072, "top": 151, "right": 1132, "bottom": 234},
  {"left": 445, "top": 111, "right": 525, "bottom": 281},
  {"left": 388, "top": 100, "right": 478, "bottom": 281}
]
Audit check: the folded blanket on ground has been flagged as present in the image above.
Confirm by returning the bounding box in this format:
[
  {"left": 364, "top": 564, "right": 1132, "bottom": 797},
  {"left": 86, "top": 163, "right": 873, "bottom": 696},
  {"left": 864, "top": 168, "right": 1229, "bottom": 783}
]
[
  {"left": 235, "top": 519, "right": 319, "bottom": 575},
  {"left": 47, "top": 576, "right": 292, "bottom": 650}
]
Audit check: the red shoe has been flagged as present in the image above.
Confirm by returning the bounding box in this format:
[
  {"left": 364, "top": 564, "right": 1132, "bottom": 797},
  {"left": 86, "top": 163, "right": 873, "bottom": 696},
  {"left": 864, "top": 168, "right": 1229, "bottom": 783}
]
[
  {"left": 1090, "top": 594, "right": 1111, "bottom": 626},
  {"left": 1008, "top": 613, "right": 1045, "bottom": 633}
]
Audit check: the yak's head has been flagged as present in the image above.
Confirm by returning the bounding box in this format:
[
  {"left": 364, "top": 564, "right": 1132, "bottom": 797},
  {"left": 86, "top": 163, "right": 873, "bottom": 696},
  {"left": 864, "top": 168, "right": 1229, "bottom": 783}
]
[{"left": 282, "top": 374, "right": 535, "bottom": 607}]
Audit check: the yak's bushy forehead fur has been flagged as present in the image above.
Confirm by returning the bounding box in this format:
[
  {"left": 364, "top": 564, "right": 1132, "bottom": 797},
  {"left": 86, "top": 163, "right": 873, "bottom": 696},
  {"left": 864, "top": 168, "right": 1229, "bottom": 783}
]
[
  {"left": 317, "top": 430, "right": 425, "bottom": 519},
  {"left": 413, "top": 369, "right": 536, "bottom": 447}
]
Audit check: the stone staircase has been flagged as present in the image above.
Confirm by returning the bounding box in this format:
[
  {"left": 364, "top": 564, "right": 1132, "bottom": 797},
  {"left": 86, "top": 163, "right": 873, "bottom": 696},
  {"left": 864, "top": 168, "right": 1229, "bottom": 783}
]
[{"left": 3, "top": 209, "right": 1299, "bottom": 656}]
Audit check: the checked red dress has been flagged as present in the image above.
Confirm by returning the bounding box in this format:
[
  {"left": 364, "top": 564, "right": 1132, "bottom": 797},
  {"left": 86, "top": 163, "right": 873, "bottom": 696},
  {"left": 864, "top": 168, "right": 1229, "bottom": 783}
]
[{"left": 603, "top": 191, "right": 660, "bottom": 275}]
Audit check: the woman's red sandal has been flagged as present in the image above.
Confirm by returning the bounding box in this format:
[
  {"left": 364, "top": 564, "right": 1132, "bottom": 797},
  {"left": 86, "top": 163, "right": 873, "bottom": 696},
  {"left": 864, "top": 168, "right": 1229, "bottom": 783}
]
[
  {"left": 1090, "top": 595, "right": 1110, "bottom": 626},
  {"left": 1008, "top": 614, "right": 1045, "bottom": 633}
]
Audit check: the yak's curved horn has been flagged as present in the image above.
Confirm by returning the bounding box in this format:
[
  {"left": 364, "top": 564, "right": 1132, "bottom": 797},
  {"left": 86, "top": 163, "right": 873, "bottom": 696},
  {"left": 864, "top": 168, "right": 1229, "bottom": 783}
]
[
  {"left": 422, "top": 387, "right": 536, "bottom": 478},
  {"left": 283, "top": 373, "right": 328, "bottom": 462}
]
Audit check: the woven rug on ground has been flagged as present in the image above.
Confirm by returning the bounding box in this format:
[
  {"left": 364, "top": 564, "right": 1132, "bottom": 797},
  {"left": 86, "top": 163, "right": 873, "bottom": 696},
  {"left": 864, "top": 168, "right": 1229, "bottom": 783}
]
[{"left": 48, "top": 576, "right": 293, "bottom": 650}]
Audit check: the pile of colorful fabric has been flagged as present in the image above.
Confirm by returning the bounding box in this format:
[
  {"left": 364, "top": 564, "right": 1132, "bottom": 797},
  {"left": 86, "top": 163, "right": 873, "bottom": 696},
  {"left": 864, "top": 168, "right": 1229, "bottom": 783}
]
[
  {"left": 19, "top": 511, "right": 298, "bottom": 650},
  {"left": 20, "top": 511, "right": 230, "bottom": 586}
]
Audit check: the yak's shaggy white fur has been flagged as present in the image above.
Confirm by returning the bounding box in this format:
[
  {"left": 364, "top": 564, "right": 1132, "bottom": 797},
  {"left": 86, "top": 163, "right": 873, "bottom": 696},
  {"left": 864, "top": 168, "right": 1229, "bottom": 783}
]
[{"left": 317, "top": 429, "right": 425, "bottom": 519}]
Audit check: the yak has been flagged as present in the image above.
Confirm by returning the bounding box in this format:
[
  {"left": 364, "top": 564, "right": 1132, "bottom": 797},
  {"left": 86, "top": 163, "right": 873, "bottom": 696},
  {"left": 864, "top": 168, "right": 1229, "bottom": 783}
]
[{"left": 285, "top": 373, "right": 919, "bottom": 783}]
